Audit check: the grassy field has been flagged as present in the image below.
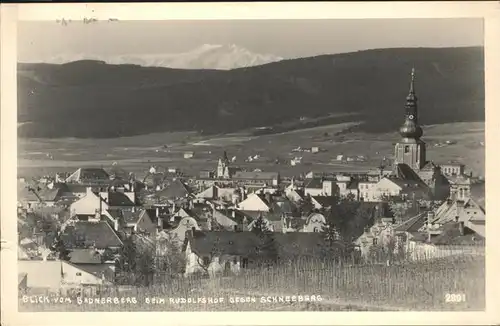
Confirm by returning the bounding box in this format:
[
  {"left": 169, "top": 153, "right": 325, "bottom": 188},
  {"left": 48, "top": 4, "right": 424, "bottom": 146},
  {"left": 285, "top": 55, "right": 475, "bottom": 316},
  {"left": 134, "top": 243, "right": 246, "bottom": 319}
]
[
  {"left": 19, "top": 254, "right": 484, "bottom": 312},
  {"left": 17, "top": 121, "right": 484, "bottom": 179}
]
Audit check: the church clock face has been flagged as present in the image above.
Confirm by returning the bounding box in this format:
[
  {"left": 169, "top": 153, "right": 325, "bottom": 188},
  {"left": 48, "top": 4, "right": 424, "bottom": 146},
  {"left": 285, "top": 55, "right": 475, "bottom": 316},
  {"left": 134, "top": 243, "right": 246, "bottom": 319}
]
[{"left": 408, "top": 114, "right": 415, "bottom": 120}]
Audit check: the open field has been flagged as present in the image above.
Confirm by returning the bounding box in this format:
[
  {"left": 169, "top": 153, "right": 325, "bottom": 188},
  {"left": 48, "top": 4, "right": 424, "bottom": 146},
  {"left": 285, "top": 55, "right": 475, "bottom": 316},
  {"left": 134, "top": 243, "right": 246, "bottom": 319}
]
[
  {"left": 19, "top": 254, "right": 484, "bottom": 312},
  {"left": 18, "top": 121, "right": 484, "bottom": 179}
]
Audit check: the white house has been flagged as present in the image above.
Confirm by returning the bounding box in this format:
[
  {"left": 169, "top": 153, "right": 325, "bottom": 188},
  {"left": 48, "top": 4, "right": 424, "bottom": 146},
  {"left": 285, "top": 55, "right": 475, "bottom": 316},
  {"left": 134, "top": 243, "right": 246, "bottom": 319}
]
[
  {"left": 18, "top": 259, "right": 113, "bottom": 295},
  {"left": 237, "top": 193, "right": 272, "bottom": 212},
  {"left": 69, "top": 188, "right": 110, "bottom": 219},
  {"left": 440, "top": 163, "right": 465, "bottom": 177},
  {"left": 357, "top": 181, "right": 377, "bottom": 202},
  {"left": 304, "top": 178, "right": 337, "bottom": 197},
  {"left": 183, "top": 230, "right": 258, "bottom": 277},
  {"left": 430, "top": 197, "right": 485, "bottom": 237},
  {"left": 162, "top": 216, "right": 202, "bottom": 246}
]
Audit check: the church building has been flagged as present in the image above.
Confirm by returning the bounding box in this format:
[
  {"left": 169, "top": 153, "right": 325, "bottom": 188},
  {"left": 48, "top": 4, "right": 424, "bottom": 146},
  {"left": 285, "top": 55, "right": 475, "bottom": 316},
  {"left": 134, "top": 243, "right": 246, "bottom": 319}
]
[{"left": 391, "top": 68, "right": 450, "bottom": 201}]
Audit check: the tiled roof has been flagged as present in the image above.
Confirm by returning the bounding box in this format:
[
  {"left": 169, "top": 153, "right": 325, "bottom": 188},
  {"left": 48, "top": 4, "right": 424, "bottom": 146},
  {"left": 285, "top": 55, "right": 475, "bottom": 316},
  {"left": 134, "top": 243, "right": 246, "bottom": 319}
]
[
  {"left": 156, "top": 179, "right": 192, "bottom": 199},
  {"left": 447, "top": 175, "right": 472, "bottom": 185},
  {"left": 108, "top": 209, "right": 147, "bottom": 224},
  {"left": 305, "top": 178, "right": 323, "bottom": 189},
  {"left": 73, "top": 263, "right": 115, "bottom": 282},
  {"left": 232, "top": 171, "right": 279, "bottom": 180},
  {"left": 432, "top": 198, "right": 485, "bottom": 225},
  {"left": 239, "top": 210, "right": 264, "bottom": 221},
  {"left": 19, "top": 187, "right": 62, "bottom": 202},
  {"left": 108, "top": 165, "right": 129, "bottom": 179},
  {"left": 394, "top": 212, "right": 426, "bottom": 232},
  {"left": 393, "top": 163, "right": 424, "bottom": 182},
  {"left": 109, "top": 178, "right": 131, "bottom": 187},
  {"left": 185, "top": 231, "right": 339, "bottom": 260},
  {"left": 79, "top": 168, "right": 110, "bottom": 181},
  {"left": 106, "top": 192, "right": 135, "bottom": 206},
  {"left": 420, "top": 161, "right": 438, "bottom": 171},
  {"left": 266, "top": 197, "right": 295, "bottom": 215},
  {"left": 430, "top": 222, "right": 485, "bottom": 246},
  {"left": 215, "top": 209, "right": 252, "bottom": 225},
  {"left": 62, "top": 221, "right": 123, "bottom": 249},
  {"left": 312, "top": 196, "right": 338, "bottom": 208},
  {"left": 181, "top": 203, "right": 212, "bottom": 220},
  {"left": 60, "top": 183, "right": 88, "bottom": 193},
  {"left": 69, "top": 249, "right": 103, "bottom": 264}
]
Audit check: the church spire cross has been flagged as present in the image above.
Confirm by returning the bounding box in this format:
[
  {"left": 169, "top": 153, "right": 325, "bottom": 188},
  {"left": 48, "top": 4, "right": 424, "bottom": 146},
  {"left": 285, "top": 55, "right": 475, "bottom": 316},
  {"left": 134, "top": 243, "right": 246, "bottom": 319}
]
[{"left": 409, "top": 67, "right": 415, "bottom": 94}]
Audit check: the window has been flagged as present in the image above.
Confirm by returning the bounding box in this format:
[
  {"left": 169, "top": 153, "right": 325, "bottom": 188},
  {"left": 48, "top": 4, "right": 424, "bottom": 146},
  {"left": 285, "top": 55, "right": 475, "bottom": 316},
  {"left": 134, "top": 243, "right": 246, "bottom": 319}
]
[
  {"left": 202, "top": 257, "right": 210, "bottom": 265},
  {"left": 313, "top": 227, "right": 319, "bottom": 233},
  {"left": 76, "top": 272, "right": 82, "bottom": 276},
  {"left": 404, "top": 146, "right": 410, "bottom": 153},
  {"left": 241, "top": 258, "right": 249, "bottom": 268},
  {"left": 373, "top": 238, "right": 378, "bottom": 245}
]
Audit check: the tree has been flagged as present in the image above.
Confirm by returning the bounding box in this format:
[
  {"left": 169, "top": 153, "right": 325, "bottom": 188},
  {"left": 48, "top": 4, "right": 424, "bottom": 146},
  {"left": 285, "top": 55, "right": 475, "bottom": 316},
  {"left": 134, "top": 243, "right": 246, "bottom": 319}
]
[
  {"left": 116, "top": 234, "right": 160, "bottom": 286},
  {"left": 50, "top": 229, "right": 70, "bottom": 261},
  {"left": 344, "top": 192, "right": 356, "bottom": 202},
  {"left": 251, "top": 214, "right": 279, "bottom": 267},
  {"left": 196, "top": 236, "right": 221, "bottom": 277},
  {"left": 135, "top": 244, "right": 156, "bottom": 286},
  {"left": 298, "top": 194, "right": 315, "bottom": 216},
  {"left": 251, "top": 213, "right": 272, "bottom": 234},
  {"left": 116, "top": 235, "right": 138, "bottom": 284},
  {"left": 156, "top": 234, "right": 186, "bottom": 278}
]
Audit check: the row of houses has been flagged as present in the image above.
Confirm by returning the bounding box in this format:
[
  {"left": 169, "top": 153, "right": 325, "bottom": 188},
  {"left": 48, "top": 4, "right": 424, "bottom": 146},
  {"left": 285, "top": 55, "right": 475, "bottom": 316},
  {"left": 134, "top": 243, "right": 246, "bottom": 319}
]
[{"left": 17, "top": 155, "right": 485, "bottom": 293}]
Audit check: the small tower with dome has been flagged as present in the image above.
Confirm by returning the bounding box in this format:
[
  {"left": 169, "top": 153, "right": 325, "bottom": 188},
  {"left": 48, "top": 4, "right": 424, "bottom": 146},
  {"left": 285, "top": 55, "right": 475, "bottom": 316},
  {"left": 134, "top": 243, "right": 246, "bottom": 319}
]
[
  {"left": 394, "top": 68, "right": 427, "bottom": 171},
  {"left": 216, "top": 151, "right": 231, "bottom": 178}
]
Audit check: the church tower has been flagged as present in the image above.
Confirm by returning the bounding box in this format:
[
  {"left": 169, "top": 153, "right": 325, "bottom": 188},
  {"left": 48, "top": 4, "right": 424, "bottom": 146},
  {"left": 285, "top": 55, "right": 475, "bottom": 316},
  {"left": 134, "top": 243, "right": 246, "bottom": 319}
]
[
  {"left": 394, "top": 68, "right": 426, "bottom": 171},
  {"left": 217, "top": 151, "right": 230, "bottom": 178}
]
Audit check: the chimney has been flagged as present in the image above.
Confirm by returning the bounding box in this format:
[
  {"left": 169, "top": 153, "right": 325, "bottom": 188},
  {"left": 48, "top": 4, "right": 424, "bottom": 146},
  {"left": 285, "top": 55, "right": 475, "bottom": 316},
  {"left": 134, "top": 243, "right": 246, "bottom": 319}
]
[
  {"left": 189, "top": 200, "right": 194, "bottom": 210},
  {"left": 155, "top": 207, "right": 160, "bottom": 217},
  {"left": 157, "top": 216, "right": 163, "bottom": 229},
  {"left": 459, "top": 221, "right": 465, "bottom": 236},
  {"left": 114, "top": 218, "right": 119, "bottom": 231},
  {"left": 232, "top": 210, "right": 236, "bottom": 218}
]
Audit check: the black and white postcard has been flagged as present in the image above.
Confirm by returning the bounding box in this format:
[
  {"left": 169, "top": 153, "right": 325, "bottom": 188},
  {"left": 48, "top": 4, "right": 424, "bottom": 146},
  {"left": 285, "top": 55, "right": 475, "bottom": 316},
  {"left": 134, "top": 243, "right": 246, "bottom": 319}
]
[{"left": 1, "top": 2, "right": 499, "bottom": 326}]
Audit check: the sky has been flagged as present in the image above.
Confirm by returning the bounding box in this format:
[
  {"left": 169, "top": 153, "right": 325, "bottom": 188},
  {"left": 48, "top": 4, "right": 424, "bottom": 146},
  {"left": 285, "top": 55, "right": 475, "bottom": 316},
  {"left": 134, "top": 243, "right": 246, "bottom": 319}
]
[{"left": 17, "top": 18, "right": 484, "bottom": 62}]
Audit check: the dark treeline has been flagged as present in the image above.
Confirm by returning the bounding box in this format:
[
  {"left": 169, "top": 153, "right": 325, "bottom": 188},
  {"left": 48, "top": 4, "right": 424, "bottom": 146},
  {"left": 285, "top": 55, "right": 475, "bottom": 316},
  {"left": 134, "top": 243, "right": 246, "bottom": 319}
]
[{"left": 18, "top": 47, "right": 484, "bottom": 138}]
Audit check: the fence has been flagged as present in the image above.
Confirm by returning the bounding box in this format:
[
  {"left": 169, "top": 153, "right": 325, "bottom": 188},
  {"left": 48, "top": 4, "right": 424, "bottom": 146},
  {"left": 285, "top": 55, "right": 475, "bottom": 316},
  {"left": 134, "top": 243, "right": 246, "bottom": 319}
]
[{"left": 20, "top": 250, "right": 485, "bottom": 312}]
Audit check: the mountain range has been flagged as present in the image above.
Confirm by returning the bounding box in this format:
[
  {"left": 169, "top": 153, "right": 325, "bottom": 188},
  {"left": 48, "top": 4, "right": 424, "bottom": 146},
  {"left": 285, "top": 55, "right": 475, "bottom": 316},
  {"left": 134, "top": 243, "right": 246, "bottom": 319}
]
[
  {"left": 17, "top": 46, "right": 484, "bottom": 139},
  {"left": 22, "top": 44, "right": 284, "bottom": 70}
]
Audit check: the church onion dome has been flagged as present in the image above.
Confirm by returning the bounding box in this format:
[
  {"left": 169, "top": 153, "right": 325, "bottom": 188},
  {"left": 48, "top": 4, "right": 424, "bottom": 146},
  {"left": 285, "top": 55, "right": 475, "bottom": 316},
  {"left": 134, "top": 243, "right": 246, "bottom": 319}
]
[
  {"left": 399, "top": 119, "right": 423, "bottom": 139},
  {"left": 399, "top": 67, "right": 422, "bottom": 139}
]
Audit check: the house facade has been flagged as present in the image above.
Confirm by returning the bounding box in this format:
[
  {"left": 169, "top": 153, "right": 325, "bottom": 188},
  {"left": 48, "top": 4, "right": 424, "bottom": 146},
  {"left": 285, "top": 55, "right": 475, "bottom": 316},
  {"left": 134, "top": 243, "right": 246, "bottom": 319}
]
[{"left": 69, "top": 188, "right": 110, "bottom": 218}]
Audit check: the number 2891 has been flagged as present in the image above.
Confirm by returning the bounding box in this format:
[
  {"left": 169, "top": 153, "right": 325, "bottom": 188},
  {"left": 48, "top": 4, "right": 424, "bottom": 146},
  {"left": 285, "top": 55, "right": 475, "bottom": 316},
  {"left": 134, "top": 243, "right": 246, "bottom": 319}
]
[{"left": 445, "top": 293, "right": 466, "bottom": 303}]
